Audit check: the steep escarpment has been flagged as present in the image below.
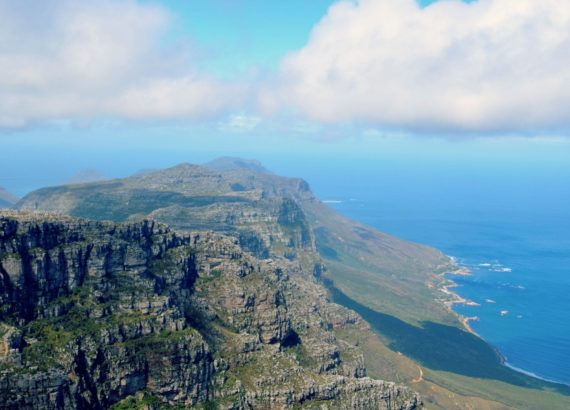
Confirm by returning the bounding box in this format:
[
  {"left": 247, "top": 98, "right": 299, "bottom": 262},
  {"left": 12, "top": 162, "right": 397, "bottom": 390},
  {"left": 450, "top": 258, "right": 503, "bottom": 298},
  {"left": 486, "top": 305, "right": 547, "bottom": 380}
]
[
  {"left": 0, "top": 212, "right": 420, "bottom": 409},
  {"left": 16, "top": 163, "right": 317, "bottom": 263},
  {"left": 0, "top": 213, "right": 209, "bottom": 408},
  {"left": 15, "top": 161, "right": 450, "bottom": 325}
]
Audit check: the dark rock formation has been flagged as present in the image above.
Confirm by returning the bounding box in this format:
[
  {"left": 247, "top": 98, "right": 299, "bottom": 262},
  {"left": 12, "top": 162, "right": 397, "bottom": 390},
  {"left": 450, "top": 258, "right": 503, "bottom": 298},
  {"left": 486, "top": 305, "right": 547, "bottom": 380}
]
[{"left": 0, "top": 212, "right": 421, "bottom": 409}]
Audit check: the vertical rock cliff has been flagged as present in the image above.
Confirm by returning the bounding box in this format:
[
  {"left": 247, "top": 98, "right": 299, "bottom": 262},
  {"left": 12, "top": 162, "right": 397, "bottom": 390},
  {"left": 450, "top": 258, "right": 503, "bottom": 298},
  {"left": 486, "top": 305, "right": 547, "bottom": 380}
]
[{"left": 0, "top": 212, "right": 420, "bottom": 409}]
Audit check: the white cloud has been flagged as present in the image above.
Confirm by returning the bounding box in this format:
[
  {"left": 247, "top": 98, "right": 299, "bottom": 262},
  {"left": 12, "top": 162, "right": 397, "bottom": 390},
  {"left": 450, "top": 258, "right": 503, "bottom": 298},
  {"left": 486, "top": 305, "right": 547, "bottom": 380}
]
[
  {"left": 278, "top": 0, "right": 570, "bottom": 132},
  {"left": 218, "top": 114, "right": 261, "bottom": 133},
  {"left": 0, "top": 0, "right": 240, "bottom": 128}
]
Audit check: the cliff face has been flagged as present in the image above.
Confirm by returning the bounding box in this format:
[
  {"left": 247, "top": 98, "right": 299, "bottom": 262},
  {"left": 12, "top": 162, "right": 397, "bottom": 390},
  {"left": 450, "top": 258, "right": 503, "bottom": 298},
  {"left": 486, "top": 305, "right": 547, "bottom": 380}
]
[
  {"left": 0, "top": 213, "right": 209, "bottom": 409},
  {"left": 15, "top": 164, "right": 317, "bottom": 263},
  {"left": 0, "top": 212, "right": 420, "bottom": 410},
  {"left": 145, "top": 195, "right": 316, "bottom": 261},
  {"left": 15, "top": 161, "right": 451, "bottom": 326}
]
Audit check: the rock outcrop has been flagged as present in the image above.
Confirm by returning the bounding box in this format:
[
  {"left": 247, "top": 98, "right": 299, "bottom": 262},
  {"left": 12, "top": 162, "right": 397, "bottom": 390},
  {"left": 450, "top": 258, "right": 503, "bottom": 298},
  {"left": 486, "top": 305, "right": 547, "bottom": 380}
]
[
  {"left": 0, "top": 212, "right": 420, "bottom": 409},
  {"left": 13, "top": 161, "right": 452, "bottom": 328}
]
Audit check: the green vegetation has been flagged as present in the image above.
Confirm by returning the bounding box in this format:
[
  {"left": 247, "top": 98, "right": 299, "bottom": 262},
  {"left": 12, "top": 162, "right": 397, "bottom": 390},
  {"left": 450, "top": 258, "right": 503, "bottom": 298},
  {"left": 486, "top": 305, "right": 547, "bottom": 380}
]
[
  {"left": 110, "top": 391, "right": 184, "bottom": 410},
  {"left": 420, "top": 368, "right": 570, "bottom": 410},
  {"left": 283, "top": 344, "right": 314, "bottom": 369},
  {"left": 307, "top": 203, "right": 455, "bottom": 327},
  {"left": 71, "top": 189, "right": 249, "bottom": 222}
]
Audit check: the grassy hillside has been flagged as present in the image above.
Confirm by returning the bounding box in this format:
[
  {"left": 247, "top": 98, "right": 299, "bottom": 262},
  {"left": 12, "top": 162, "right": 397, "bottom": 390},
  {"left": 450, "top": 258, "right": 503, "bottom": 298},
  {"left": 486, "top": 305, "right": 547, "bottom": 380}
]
[{"left": 301, "top": 199, "right": 454, "bottom": 326}]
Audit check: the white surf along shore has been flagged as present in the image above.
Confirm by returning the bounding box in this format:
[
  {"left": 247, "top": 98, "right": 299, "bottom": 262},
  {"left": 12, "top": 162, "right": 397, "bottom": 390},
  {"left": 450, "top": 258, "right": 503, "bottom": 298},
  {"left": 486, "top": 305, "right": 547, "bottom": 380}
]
[{"left": 432, "top": 257, "right": 481, "bottom": 335}]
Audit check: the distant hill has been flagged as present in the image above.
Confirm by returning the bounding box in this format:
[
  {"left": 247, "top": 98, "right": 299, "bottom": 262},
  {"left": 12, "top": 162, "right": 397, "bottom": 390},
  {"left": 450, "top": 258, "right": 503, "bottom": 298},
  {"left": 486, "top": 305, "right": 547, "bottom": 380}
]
[
  {"left": 131, "top": 167, "right": 158, "bottom": 176},
  {"left": 15, "top": 158, "right": 570, "bottom": 409},
  {"left": 204, "top": 156, "right": 272, "bottom": 174},
  {"left": 0, "top": 186, "right": 18, "bottom": 208},
  {"left": 63, "top": 168, "right": 107, "bottom": 184}
]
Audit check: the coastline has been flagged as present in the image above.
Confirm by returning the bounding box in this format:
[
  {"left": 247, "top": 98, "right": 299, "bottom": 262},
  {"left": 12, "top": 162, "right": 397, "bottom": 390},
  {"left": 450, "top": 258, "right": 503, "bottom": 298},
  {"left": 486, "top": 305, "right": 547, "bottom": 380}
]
[
  {"left": 504, "top": 362, "right": 570, "bottom": 387},
  {"left": 436, "top": 258, "right": 481, "bottom": 336},
  {"left": 326, "top": 252, "right": 570, "bottom": 390},
  {"left": 436, "top": 256, "right": 570, "bottom": 388}
]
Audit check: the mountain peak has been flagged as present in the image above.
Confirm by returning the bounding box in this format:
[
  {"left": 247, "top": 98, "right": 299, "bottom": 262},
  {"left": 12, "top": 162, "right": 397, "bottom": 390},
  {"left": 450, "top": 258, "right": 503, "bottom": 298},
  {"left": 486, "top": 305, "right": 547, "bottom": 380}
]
[{"left": 204, "top": 157, "right": 271, "bottom": 174}]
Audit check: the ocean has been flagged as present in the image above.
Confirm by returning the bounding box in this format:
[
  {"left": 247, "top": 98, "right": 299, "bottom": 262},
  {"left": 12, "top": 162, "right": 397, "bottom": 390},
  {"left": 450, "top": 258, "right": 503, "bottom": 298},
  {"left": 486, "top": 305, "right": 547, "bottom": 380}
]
[{"left": 290, "top": 158, "right": 570, "bottom": 386}]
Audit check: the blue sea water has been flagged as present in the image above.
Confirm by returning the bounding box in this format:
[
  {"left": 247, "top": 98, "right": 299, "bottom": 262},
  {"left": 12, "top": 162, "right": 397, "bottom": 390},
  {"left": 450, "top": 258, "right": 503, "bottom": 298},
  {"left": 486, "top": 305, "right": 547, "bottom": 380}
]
[{"left": 288, "top": 158, "right": 570, "bottom": 386}]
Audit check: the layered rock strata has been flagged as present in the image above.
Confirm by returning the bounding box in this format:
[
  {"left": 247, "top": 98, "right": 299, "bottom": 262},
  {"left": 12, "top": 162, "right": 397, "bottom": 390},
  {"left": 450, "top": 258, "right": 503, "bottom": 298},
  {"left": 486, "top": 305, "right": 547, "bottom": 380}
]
[{"left": 0, "top": 212, "right": 420, "bottom": 409}]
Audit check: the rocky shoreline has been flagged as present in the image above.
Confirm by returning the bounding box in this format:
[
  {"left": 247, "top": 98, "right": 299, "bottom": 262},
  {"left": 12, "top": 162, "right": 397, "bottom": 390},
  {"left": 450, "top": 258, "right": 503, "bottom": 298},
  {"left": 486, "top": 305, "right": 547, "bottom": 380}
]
[
  {"left": 436, "top": 259, "right": 481, "bottom": 335},
  {"left": 435, "top": 257, "right": 520, "bottom": 368}
]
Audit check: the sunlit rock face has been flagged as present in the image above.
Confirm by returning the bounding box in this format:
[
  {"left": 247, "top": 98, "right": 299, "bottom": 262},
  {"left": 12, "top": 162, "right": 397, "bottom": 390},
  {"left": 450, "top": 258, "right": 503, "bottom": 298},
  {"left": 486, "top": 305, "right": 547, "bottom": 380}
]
[{"left": 0, "top": 212, "right": 421, "bottom": 409}]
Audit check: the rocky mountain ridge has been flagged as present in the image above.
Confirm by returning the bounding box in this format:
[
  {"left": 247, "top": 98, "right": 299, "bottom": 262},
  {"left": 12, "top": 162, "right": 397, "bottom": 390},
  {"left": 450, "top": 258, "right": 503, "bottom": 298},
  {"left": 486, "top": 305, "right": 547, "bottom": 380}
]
[
  {"left": 0, "top": 211, "right": 420, "bottom": 409},
  {"left": 15, "top": 162, "right": 450, "bottom": 324},
  {"left": 8, "top": 160, "right": 570, "bottom": 409},
  {"left": 204, "top": 157, "right": 271, "bottom": 174}
]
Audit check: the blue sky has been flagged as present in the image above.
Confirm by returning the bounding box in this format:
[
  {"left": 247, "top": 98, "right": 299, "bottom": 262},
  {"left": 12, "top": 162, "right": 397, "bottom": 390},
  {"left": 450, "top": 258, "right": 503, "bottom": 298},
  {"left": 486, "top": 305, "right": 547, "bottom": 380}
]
[
  {"left": 163, "top": 0, "right": 474, "bottom": 76},
  {"left": 163, "top": 0, "right": 335, "bottom": 76},
  {"left": 1, "top": 0, "right": 570, "bottom": 195}
]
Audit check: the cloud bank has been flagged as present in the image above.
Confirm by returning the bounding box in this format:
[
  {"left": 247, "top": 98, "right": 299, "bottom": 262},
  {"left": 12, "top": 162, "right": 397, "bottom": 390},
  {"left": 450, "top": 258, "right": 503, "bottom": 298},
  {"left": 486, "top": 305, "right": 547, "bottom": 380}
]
[
  {"left": 279, "top": 0, "right": 570, "bottom": 132},
  {"left": 0, "top": 0, "right": 240, "bottom": 128},
  {"left": 3, "top": 0, "right": 570, "bottom": 135}
]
